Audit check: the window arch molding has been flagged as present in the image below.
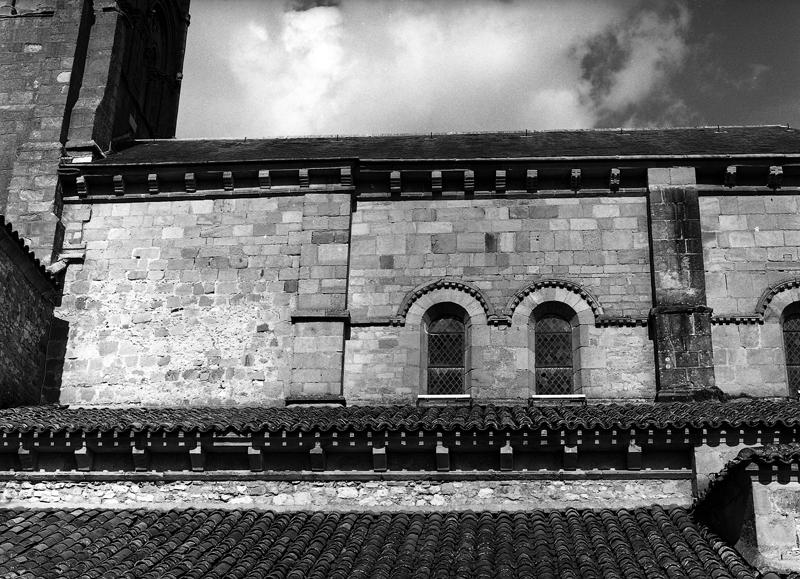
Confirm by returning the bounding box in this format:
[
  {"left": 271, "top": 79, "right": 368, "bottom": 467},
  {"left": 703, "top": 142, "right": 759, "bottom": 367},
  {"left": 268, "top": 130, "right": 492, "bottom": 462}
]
[
  {"left": 403, "top": 286, "right": 489, "bottom": 398},
  {"left": 395, "top": 278, "right": 494, "bottom": 326},
  {"left": 505, "top": 279, "right": 603, "bottom": 321},
  {"left": 758, "top": 277, "right": 800, "bottom": 322},
  {"left": 738, "top": 281, "right": 800, "bottom": 398},
  {"left": 509, "top": 282, "right": 597, "bottom": 397}
]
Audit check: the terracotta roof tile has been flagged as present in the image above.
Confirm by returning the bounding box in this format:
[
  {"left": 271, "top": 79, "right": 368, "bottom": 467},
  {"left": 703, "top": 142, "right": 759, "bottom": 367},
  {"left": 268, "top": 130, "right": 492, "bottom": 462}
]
[
  {"left": 0, "top": 400, "right": 797, "bottom": 434},
  {"left": 97, "top": 125, "right": 800, "bottom": 165},
  {"left": 729, "top": 442, "right": 800, "bottom": 466},
  {"left": 0, "top": 507, "right": 757, "bottom": 579},
  {"left": 698, "top": 442, "right": 800, "bottom": 505}
]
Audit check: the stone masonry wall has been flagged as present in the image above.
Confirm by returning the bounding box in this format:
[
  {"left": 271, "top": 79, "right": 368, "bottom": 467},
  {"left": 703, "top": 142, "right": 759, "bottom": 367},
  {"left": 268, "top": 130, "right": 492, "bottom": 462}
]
[
  {"left": 0, "top": 221, "right": 56, "bottom": 406},
  {"left": 701, "top": 193, "right": 800, "bottom": 396},
  {"left": 1, "top": 1, "right": 83, "bottom": 261},
  {"left": 56, "top": 198, "right": 302, "bottom": 405},
  {"left": 749, "top": 482, "right": 800, "bottom": 573},
  {"left": 345, "top": 197, "right": 654, "bottom": 402},
  {"left": 344, "top": 322, "right": 654, "bottom": 403},
  {"left": 0, "top": 478, "right": 692, "bottom": 511},
  {"left": 349, "top": 197, "right": 651, "bottom": 319}
]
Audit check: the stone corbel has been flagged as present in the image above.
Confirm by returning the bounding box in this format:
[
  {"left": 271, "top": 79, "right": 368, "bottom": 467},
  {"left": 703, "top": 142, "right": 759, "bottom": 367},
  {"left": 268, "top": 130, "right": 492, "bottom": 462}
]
[{"left": 47, "top": 243, "right": 86, "bottom": 276}]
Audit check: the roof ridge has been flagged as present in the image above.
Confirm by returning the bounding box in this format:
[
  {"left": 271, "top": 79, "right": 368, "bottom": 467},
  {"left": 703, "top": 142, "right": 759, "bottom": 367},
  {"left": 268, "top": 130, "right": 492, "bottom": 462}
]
[{"left": 143, "top": 124, "right": 793, "bottom": 143}]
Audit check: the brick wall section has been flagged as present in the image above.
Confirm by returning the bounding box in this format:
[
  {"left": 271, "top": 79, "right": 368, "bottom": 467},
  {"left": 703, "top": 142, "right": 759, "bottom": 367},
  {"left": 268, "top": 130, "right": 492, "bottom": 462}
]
[
  {"left": 0, "top": 1, "right": 82, "bottom": 262},
  {"left": 647, "top": 168, "right": 715, "bottom": 400},
  {"left": 701, "top": 193, "right": 800, "bottom": 397},
  {"left": 56, "top": 197, "right": 301, "bottom": 405},
  {"left": 0, "top": 218, "right": 57, "bottom": 406}
]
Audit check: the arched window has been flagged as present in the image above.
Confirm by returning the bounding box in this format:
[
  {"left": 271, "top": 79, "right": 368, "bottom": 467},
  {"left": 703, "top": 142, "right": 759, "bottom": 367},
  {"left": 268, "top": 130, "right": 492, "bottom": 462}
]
[
  {"left": 423, "top": 304, "right": 469, "bottom": 395},
  {"left": 532, "top": 303, "right": 577, "bottom": 395},
  {"left": 783, "top": 306, "right": 800, "bottom": 395}
]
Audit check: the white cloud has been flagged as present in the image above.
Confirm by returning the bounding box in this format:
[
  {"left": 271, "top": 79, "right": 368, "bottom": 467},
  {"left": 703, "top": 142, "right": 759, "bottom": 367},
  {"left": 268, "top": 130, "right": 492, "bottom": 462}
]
[
  {"left": 579, "top": 2, "right": 690, "bottom": 121},
  {"left": 178, "top": 0, "right": 691, "bottom": 137}
]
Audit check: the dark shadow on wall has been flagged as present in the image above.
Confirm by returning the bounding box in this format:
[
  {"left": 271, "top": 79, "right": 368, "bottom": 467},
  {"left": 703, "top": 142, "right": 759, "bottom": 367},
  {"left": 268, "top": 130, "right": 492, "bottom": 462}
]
[{"left": 41, "top": 317, "right": 69, "bottom": 404}]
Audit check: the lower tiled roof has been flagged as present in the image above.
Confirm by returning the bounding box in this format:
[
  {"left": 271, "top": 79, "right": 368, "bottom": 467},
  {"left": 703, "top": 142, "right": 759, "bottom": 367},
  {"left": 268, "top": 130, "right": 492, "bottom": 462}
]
[
  {"left": 0, "top": 507, "right": 754, "bottom": 579},
  {"left": 729, "top": 442, "right": 800, "bottom": 466},
  {"left": 0, "top": 399, "right": 798, "bottom": 434},
  {"left": 699, "top": 443, "right": 800, "bottom": 503}
]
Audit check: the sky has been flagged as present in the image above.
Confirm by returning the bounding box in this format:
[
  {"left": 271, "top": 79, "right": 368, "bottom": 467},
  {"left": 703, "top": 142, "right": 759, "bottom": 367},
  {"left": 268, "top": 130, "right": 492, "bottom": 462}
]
[{"left": 175, "top": 0, "right": 800, "bottom": 138}]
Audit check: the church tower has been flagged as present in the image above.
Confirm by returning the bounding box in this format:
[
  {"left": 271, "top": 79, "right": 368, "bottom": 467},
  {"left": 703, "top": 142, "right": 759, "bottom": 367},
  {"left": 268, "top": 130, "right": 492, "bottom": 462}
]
[{"left": 0, "top": 0, "right": 190, "bottom": 262}]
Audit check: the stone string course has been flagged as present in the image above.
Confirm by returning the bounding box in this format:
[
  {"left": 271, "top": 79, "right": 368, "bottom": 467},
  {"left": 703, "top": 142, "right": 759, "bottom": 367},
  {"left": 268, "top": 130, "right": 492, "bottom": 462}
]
[{"left": 0, "top": 478, "right": 691, "bottom": 511}]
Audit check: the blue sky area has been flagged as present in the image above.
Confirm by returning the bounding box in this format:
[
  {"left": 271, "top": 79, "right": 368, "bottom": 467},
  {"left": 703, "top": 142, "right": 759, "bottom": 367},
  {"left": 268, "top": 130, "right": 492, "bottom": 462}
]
[{"left": 176, "top": 0, "right": 800, "bottom": 138}]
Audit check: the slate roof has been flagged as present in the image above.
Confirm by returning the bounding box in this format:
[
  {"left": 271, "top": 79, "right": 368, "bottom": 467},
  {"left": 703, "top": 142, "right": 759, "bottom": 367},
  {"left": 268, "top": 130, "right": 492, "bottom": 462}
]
[
  {"left": 1, "top": 400, "right": 797, "bottom": 434},
  {"left": 0, "top": 506, "right": 756, "bottom": 579},
  {"left": 96, "top": 125, "right": 800, "bottom": 165}
]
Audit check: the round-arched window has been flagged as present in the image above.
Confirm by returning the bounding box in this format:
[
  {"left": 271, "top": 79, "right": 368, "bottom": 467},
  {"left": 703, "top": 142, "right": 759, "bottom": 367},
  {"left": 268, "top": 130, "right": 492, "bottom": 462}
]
[
  {"left": 783, "top": 311, "right": 800, "bottom": 395},
  {"left": 534, "top": 314, "right": 573, "bottom": 395},
  {"left": 425, "top": 311, "right": 467, "bottom": 395}
]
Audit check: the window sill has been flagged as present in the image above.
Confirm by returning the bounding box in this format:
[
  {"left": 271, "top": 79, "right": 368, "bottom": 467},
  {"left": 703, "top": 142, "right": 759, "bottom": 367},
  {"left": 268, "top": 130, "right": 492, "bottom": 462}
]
[
  {"left": 417, "top": 394, "right": 471, "bottom": 407},
  {"left": 529, "top": 394, "right": 586, "bottom": 406}
]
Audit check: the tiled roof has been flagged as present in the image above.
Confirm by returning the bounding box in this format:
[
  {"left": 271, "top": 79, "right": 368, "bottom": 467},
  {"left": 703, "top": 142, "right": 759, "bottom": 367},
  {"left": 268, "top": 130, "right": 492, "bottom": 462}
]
[
  {"left": 728, "top": 442, "right": 800, "bottom": 468},
  {"left": 1, "top": 400, "right": 798, "bottom": 434},
  {"left": 701, "top": 442, "right": 800, "bottom": 500},
  {"left": 97, "top": 125, "right": 800, "bottom": 165},
  {"left": 0, "top": 507, "right": 756, "bottom": 579}
]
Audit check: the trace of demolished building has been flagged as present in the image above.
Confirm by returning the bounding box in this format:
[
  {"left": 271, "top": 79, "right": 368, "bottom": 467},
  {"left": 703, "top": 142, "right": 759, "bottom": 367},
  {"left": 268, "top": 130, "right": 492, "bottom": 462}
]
[{"left": 2, "top": 1, "right": 800, "bottom": 577}]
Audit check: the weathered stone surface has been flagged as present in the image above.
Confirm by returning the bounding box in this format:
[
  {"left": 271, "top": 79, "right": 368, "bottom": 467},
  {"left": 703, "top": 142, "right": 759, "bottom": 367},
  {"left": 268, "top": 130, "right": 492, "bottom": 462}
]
[
  {"left": 345, "top": 197, "right": 653, "bottom": 401},
  {"left": 0, "top": 3, "right": 82, "bottom": 261},
  {"left": 701, "top": 193, "right": 800, "bottom": 397},
  {"left": 0, "top": 221, "right": 56, "bottom": 406},
  {"left": 0, "top": 478, "right": 691, "bottom": 511},
  {"left": 349, "top": 198, "right": 650, "bottom": 321},
  {"left": 647, "top": 168, "right": 715, "bottom": 400},
  {"left": 57, "top": 198, "right": 299, "bottom": 405}
]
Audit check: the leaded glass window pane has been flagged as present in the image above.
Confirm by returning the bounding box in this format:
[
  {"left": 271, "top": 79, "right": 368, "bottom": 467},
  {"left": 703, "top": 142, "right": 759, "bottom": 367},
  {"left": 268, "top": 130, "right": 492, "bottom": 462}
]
[
  {"left": 427, "top": 315, "right": 465, "bottom": 395},
  {"left": 535, "top": 315, "right": 573, "bottom": 395},
  {"left": 784, "top": 313, "right": 800, "bottom": 395}
]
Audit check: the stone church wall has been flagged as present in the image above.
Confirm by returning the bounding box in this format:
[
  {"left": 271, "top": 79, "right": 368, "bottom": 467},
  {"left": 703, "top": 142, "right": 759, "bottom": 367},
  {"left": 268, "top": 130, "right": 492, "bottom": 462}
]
[
  {"left": 349, "top": 197, "right": 651, "bottom": 319},
  {"left": 0, "top": 218, "right": 56, "bottom": 406},
  {"left": 56, "top": 197, "right": 302, "bottom": 405},
  {"left": 701, "top": 193, "right": 800, "bottom": 397},
  {"left": 345, "top": 196, "right": 655, "bottom": 403},
  {"left": 55, "top": 193, "right": 658, "bottom": 405}
]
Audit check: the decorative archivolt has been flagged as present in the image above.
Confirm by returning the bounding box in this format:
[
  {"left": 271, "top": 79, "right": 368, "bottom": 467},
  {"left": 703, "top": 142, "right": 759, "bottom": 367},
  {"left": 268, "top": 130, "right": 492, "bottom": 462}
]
[
  {"left": 709, "top": 277, "right": 800, "bottom": 325},
  {"left": 504, "top": 279, "right": 604, "bottom": 320},
  {"left": 755, "top": 277, "right": 800, "bottom": 317},
  {"left": 393, "top": 278, "right": 495, "bottom": 326}
]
